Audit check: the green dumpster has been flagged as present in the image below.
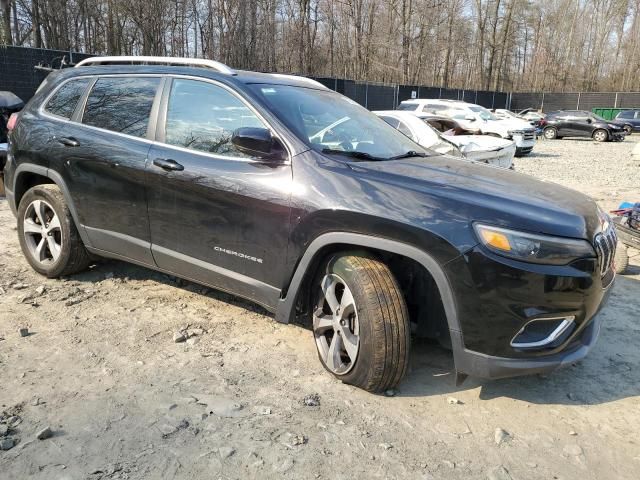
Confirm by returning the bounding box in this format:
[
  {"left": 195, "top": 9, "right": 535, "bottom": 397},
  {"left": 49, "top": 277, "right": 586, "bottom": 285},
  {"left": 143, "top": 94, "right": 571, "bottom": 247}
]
[{"left": 592, "top": 108, "right": 632, "bottom": 120}]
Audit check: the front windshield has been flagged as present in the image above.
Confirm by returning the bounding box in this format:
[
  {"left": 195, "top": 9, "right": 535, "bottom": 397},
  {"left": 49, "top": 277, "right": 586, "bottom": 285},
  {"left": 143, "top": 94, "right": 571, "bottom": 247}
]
[
  {"left": 469, "top": 106, "right": 497, "bottom": 121},
  {"left": 590, "top": 113, "right": 607, "bottom": 122},
  {"left": 250, "top": 84, "right": 430, "bottom": 159}
]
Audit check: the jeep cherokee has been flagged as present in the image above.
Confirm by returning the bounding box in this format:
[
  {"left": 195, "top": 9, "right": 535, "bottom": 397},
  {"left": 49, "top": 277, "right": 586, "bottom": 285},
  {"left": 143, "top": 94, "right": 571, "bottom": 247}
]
[{"left": 3, "top": 57, "right": 615, "bottom": 392}]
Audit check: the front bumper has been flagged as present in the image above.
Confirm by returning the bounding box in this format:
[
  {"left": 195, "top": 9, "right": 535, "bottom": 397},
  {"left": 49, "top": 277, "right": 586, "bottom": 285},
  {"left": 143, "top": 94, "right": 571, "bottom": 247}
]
[
  {"left": 445, "top": 245, "right": 612, "bottom": 379},
  {"left": 450, "top": 294, "right": 607, "bottom": 379}
]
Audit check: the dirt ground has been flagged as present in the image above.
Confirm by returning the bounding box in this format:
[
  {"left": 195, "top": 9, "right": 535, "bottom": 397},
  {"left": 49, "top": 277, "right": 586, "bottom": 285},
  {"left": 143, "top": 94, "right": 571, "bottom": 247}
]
[{"left": 1, "top": 136, "right": 640, "bottom": 480}]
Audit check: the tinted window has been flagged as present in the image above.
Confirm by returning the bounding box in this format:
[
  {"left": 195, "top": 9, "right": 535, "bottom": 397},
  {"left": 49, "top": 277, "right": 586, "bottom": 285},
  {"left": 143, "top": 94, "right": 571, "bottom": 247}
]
[
  {"left": 82, "top": 77, "right": 160, "bottom": 138},
  {"left": 44, "top": 79, "right": 90, "bottom": 119},
  {"left": 397, "top": 103, "right": 418, "bottom": 111},
  {"left": 165, "top": 79, "right": 266, "bottom": 157},
  {"left": 617, "top": 110, "right": 634, "bottom": 119}
]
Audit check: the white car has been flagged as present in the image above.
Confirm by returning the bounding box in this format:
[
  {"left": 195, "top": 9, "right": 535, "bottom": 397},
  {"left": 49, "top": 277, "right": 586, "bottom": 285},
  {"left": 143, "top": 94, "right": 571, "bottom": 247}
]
[
  {"left": 375, "top": 110, "right": 515, "bottom": 169},
  {"left": 397, "top": 99, "right": 535, "bottom": 156}
]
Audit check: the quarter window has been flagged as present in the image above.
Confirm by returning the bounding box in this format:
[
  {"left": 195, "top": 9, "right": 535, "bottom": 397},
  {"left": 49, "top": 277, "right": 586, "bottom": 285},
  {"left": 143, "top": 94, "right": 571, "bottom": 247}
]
[
  {"left": 164, "top": 79, "right": 266, "bottom": 157},
  {"left": 397, "top": 120, "right": 413, "bottom": 138},
  {"left": 44, "top": 79, "right": 91, "bottom": 119},
  {"left": 82, "top": 77, "right": 160, "bottom": 138}
]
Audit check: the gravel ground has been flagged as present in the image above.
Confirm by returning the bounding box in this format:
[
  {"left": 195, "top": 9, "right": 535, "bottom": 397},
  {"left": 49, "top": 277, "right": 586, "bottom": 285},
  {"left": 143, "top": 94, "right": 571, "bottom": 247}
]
[{"left": 1, "top": 136, "right": 639, "bottom": 480}]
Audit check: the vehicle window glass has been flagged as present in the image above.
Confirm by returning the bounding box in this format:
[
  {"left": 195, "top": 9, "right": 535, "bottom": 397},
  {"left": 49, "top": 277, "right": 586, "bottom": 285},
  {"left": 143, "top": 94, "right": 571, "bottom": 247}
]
[
  {"left": 469, "top": 105, "right": 497, "bottom": 120},
  {"left": 44, "top": 79, "right": 90, "bottom": 119},
  {"left": 250, "top": 84, "right": 435, "bottom": 159},
  {"left": 617, "top": 110, "right": 633, "bottom": 119},
  {"left": 422, "top": 104, "right": 446, "bottom": 114},
  {"left": 396, "top": 103, "right": 417, "bottom": 111},
  {"left": 379, "top": 116, "right": 400, "bottom": 128},
  {"left": 82, "top": 77, "right": 160, "bottom": 138},
  {"left": 397, "top": 120, "right": 413, "bottom": 137},
  {"left": 165, "top": 79, "right": 266, "bottom": 157}
]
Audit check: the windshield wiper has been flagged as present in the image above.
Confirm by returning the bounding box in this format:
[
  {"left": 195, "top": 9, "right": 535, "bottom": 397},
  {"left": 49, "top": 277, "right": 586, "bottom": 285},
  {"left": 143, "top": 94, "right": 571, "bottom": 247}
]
[
  {"left": 321, "top": 148, "right": 383, "bottom": 161},
  {"left": 388, "top": 150, "right": 430, "bottom": 160}
]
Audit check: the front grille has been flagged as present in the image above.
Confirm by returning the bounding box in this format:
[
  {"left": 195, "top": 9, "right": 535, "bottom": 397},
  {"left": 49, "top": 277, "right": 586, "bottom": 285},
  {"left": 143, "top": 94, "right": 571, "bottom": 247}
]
[
  {"left": 594, "top": 226, "right": 617, "bottom": 277},
  {"left": 523, "top": 130, "right": 535, "bottom": 141}
]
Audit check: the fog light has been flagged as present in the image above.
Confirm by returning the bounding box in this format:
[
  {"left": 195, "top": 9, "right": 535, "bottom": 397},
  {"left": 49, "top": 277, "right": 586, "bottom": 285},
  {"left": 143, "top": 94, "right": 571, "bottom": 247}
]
[{"left": 510, "top": 316, "right": 575, "bottom": 349}]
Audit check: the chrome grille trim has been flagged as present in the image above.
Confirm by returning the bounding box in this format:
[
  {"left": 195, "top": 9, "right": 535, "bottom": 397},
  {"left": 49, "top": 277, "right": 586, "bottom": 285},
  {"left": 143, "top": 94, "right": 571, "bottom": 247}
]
[{"left": 594, "top": 225, "right": 617, "bottom": 277}]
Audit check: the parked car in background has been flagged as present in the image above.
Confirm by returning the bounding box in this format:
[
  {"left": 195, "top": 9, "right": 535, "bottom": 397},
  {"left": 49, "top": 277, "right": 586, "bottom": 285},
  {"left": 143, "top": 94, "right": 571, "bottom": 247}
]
[
  {"left": 397, "top": 99, "right": 535, "bottom": 156},
  {"left": 375, "top": 111, "right": 515, "bottom": 169},
  {"left": 541, "top": 110, "right": 626, "bottom": 142},
  {"left": 614, "top": 110, "right": 640, "bottom": 134},
  {"left": 0, "top": 91, "right": 24, "bottom": 194},
  {"left": 518, "top": 109, "right": 546, "bottom": 123}
]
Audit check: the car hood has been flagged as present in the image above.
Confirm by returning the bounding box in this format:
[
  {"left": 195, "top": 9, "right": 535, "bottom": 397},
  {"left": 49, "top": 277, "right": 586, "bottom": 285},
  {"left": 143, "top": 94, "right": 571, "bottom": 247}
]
[
  {"left": 348, "top": 155, "right": 601, "bottom": 241},
  {"left": 446, "top": 135, "right": 514, "bottom": 151}
]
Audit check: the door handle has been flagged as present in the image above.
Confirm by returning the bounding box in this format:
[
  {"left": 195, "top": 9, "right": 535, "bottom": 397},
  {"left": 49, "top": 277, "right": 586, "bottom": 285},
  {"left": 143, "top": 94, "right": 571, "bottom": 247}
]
[
  {"left": 58, "top": 137, "right": 79, "bottom": 147},
  {"left": 153, "top": 158, "right": 184, "bottom": 171}
]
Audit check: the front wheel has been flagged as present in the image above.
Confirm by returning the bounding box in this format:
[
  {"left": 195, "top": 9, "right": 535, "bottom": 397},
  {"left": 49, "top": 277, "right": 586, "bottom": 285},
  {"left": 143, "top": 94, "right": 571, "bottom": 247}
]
[
  {"left": 311, "top": 252, "right": 410, "bottom": 392},
  {"left": 17, "top": 184, "right": 91, "bottom": 278},
  {"left": 623, "top": 125, "right": 633, "bottom": 135},
  {"left": 592, "top": 129, "right": 609, "bottom": 142},
  {"left": 543, "top": 127, "right": 558, "bottom": 140}
]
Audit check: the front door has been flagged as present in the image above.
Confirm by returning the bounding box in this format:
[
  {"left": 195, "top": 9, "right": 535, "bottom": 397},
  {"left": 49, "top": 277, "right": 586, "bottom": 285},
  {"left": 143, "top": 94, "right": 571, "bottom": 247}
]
[{"left": 145, "top": 78, "right": 293, "bottom": 308}]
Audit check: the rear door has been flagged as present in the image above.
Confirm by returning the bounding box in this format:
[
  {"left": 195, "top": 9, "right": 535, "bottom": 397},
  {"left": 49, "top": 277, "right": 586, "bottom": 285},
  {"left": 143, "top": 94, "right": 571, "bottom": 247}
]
[
  {"left": 145, "top": 77, "right": 293, "bottom": 308},
  {"left": 49, "top": 75, "right": 161, "bottom": 265}
]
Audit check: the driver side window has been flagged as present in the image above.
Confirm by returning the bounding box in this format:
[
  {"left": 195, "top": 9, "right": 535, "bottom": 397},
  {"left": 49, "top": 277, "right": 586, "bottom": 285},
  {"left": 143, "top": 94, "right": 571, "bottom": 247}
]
[{"left": 165, "top": 79, "right": 266, "bottom": 157}]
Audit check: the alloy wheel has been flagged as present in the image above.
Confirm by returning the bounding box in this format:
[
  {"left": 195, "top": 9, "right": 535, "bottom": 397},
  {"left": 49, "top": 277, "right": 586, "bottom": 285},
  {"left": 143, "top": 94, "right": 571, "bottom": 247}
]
[
  {"left": 593, "top": 130, "right": 608, "bottom": 142},
  {"left": 23, "top": 199, "right": 62, "bottom": 265},
  {"left": 313, "top": 274, "right": 360, "bottom": 375}
]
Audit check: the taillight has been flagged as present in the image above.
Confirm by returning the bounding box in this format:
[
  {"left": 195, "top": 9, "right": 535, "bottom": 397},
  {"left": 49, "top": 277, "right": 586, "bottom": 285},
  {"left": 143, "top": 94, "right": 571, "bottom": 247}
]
[{"left": 7, "top": 112, "right": 19, "bottom": 132}]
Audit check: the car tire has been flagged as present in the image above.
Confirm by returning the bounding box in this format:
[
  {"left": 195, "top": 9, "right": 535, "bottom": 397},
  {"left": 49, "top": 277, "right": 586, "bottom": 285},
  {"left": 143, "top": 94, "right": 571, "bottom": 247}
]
[
  {"left": 311, "top": 252, "right": 410, "bottom": 393},
  {"left": 623, "top": 125, "right": 633, "bottom": 135},
  {"left": 17, "top": 184, "right": 91, "bottom": 278},
  {"left": 543, "top": 127, "right": 558, "bottom": 140},
  {"left": 592, "top": 129, "right": 609, "bottom": 142},
  {"left": 614, "top": 242, "right": 629, "bottom": 275}
]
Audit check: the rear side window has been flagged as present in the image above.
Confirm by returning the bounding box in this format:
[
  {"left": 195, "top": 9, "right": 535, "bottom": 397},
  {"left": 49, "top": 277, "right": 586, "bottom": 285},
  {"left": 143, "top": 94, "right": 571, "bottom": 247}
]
[
  {"left": 44, "top": 79, "right": 90, "bottom": 119},
  {"left": 82, "top": 77, "right": 160, "bottom": 138},
  {"left": 380, "top": 116, "right": 400, "bottom": 128},
  {"left": 164, "top": 79, "right": 266, "bottom": 157}
]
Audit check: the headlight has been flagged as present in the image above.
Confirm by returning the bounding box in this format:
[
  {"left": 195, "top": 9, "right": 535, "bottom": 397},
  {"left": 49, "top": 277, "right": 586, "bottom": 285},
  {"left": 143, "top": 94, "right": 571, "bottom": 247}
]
[
  {"left": 474, "top": 224, "right": 595, "bottom": 265},
  {"left": 607, "top": 124, "right": 620, "bottom": 129}
]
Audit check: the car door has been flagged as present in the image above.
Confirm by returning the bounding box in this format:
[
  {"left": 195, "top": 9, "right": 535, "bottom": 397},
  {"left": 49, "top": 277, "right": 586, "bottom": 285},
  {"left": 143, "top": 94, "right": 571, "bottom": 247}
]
[
  {"left": 567, "top": 111, "right": 592, "bottom": 137},
  {"left": 145, "top": 77, "right": 292, "bottom": 308},
  {"left": 48, "top": 75, "right": 161, "bottom": 265}
]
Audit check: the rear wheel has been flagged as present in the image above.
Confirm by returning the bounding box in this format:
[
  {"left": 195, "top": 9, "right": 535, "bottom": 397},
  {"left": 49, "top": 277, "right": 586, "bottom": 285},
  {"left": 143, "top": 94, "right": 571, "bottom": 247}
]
[
  {"left": 592, "top": 129, "right": 609, "bottom": 142},
  {"left": 614, "top": 242, "right": 629, "bottom": 275},
  {"left": 543, "top": 127, "right": 558, "bottom": 140},
  {"left": 17, "top": 184, "right": 91, "bottom": 278},
  {"left": 311, "top": 252, "right": 410, "bottom": 392}
]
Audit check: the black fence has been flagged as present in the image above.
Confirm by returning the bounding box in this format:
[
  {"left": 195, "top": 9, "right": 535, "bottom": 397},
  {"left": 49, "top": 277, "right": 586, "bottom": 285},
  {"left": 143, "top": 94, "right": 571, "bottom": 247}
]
[
  {"left": 510, "top": 91, "right": 640, "bottom": 112},
  {"left": 0, "top": 46, "right": 93, "bottom": 103},
  {"left": 311, "top": 76, "right": 509, "bottom": 110},
  {"left": 1, "top": 45, "right": 509, "bottom": 110},
  {"left": 6, "top": 45, "right": 638, "bottom": 114}
]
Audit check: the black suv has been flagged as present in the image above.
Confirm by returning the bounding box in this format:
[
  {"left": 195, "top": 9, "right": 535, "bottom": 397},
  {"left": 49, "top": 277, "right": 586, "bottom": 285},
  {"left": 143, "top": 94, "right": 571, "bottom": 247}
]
[
  {"left": 541, "top": 110, "right": 626, "bottom": 142},
  {"left": 3, "top": 57, "right": 615, "bottom": 392},
  {"left": 614, "top": 110, "right": 640, "bottom": 134}
]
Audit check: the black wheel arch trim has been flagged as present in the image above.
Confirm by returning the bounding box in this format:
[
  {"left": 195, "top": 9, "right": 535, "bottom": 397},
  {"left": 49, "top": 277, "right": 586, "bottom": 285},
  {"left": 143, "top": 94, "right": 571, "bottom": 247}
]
[
  {"left": 276, "top": 232, "right": 462, "bottom": 333},
  {"left": 11, "top": 163, "right": 93, "bottom": 248}
]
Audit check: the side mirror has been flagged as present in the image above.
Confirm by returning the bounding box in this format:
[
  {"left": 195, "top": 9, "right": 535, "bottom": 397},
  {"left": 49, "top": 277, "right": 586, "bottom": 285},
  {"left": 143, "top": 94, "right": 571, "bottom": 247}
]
[
  {"left": 231, "top": 127, "right": 286, "bottom": 162},
  {"left": 465, "top": 114, "right": 476, "bottom": 122},
  {"left": 586, "top": 118, "right": 592, "bottom": 124}
]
